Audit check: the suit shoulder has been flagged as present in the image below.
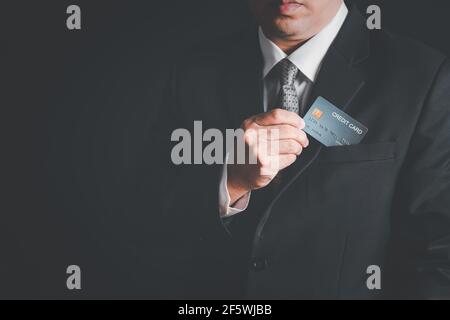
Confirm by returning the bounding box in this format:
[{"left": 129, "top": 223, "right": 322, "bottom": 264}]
[{"left": 371, "top": 29, "right": 447, "bottom": 71}]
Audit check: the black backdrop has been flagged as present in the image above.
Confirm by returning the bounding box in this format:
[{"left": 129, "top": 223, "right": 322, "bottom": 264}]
[{"left": 2, "top": 0, "right": 450, "bottom": 298}]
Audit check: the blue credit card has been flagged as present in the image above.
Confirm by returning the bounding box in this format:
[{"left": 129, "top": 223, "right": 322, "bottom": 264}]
[{"left": 303, "top": 96, "right": 368, "bottom": 147}]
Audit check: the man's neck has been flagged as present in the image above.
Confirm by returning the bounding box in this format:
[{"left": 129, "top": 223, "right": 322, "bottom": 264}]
[{"left": 271, "top": 37, "right": 311, "bottom": 55}]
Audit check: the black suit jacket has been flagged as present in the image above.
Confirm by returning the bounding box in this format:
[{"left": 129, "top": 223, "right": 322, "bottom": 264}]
[{"left": 152, "top": 6, "right": 450, "bottom": 299}]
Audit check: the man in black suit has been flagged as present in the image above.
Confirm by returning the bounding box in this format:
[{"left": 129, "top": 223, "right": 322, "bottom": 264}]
[{"left": 154, "top": 0, "right": 450, "bottom": 299}]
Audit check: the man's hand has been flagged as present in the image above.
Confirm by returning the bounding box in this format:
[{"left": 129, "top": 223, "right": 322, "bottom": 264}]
[{"left": 227, "top": 108, "right": 309, "bottom": 205}]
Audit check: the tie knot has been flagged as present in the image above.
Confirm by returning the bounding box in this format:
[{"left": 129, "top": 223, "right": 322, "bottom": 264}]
[{"left": 278, "top": 59, "right": 299, "bottom": 86}]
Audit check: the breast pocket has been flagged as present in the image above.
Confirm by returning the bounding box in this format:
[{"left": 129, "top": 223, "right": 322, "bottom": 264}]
[
  {"left": 317, "top": 142, "right": 397, "bottom": 164},
  {"left": 306, "top": 142, "right": 398, "bottom": 226}
]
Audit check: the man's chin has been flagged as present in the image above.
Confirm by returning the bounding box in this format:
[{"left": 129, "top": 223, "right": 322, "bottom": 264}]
[{"left": 269, "top": 18, "right": 302, "bottom": 38}]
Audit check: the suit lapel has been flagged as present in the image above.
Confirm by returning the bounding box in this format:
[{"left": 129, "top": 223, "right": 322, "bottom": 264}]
[{"left": 254, "top": 6, "right": 372, "bottom": 238}]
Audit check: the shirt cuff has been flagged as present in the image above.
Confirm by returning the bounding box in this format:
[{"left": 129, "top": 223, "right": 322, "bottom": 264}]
[{"left": 219, "top": 154, "right": 251, "bottom": 217}]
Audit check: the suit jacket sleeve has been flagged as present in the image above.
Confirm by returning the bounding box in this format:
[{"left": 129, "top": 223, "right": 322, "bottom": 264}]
[{"left": 397, "top": 59, "right": 450, "bottom": 299}]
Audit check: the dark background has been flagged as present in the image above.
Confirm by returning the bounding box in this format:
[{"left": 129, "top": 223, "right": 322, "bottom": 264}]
[{"left": 2, "top": 0, "right": 450, "bottom": 298}]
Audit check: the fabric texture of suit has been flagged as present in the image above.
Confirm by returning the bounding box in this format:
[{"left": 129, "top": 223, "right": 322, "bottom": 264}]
[{"left": 153, "top": 4, "right": 450, "bottom": 299}]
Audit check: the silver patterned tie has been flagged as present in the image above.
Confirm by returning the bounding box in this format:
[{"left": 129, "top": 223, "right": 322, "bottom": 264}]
[{"left": 278, "top": 58, "right": 300, "bottom": 113}]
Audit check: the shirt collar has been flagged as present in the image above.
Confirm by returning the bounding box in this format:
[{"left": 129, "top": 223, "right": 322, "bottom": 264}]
[{"left": 259, "top": 2, "right": 348, "bottom": 82}]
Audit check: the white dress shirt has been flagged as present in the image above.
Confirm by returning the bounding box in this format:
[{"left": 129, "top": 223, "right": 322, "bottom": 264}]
[{"left": 219, "top": 3, "right": 349, "bottom": 217}]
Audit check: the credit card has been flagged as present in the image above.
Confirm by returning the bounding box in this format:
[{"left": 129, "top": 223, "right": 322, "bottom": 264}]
[{"left": 303, "top": 96, "right": 368, "bottom": 147}]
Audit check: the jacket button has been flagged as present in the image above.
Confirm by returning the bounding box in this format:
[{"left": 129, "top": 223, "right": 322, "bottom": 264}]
[{"left": 251, "top": 258, "right": 268, "bottom": 272}]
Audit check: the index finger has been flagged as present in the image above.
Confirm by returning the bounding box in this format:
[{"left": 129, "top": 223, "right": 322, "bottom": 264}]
[{"left": 253, "top": 108, "right": 305, "bottom": 129}]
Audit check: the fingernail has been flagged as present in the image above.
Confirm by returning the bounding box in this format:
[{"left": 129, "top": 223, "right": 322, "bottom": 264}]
[{"left": 300, "top": 119, "right": 305, "bottom": 129}]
